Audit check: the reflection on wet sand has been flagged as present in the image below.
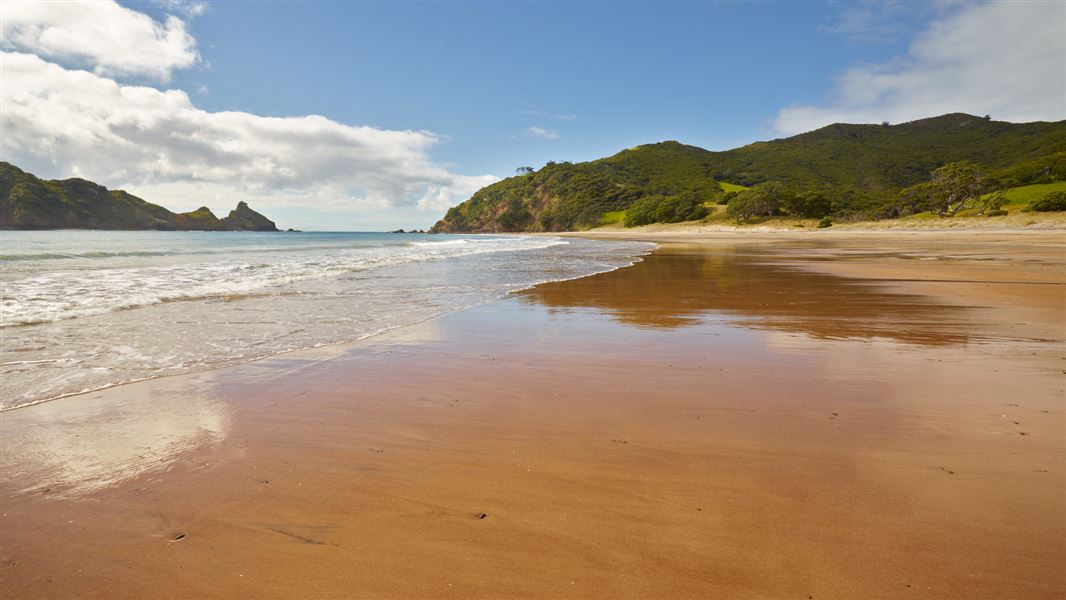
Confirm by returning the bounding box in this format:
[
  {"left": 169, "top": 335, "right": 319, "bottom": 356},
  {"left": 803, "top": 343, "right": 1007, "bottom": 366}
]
[
  {"left": 0, "top": 376, "right": 228, "bottom": 499},
  {"left": 1, "top": 234, "right": 1062, "bottom": 600},
  {"left": 521, "top": 244, "right": 971, "bottom": 345}
]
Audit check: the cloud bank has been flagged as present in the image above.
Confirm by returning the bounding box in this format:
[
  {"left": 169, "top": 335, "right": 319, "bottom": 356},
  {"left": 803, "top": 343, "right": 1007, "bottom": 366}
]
[
  {"left": 1, "top": 1, "right": 198, "bottom": 81},
  {"left": 0, "top": 1, "right": 494, "bottom": 215},
  {"left": 777, "top": 1, "right": 1066, "bottom": 134}
]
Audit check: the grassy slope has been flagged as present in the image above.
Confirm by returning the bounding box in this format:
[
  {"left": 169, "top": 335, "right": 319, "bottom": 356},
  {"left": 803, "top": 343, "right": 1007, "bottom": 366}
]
[
  {"left": 1000, "top": 181, "right": 1066, "bottom": 207},
  {"left": 717, "top": 182, "right": 749, "bottom": 193},
  {"left": 598, "top": 210, "right": 626, "bottom": 226}
]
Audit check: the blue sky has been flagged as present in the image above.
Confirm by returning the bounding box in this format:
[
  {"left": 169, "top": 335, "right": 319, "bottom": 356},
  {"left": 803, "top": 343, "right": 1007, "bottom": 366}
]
[
  {"left": 3, "top": 1, "right": 1063, "bottom": 230},
  {"left": 165, "top": 1, "right": 925, "bottom": 174}
]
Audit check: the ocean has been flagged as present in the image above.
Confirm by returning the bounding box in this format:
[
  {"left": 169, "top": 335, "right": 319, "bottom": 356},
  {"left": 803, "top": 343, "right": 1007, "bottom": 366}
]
[{"left": 0, "top": 231, "right": 652, "bottom": 410}]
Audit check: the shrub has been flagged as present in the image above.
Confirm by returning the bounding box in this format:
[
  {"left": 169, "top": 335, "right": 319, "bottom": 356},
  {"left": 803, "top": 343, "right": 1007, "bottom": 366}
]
[
  {"left": 624, "top": 193, "right": 708, "bottom": 227},
  {"left": 986, "top": 209, "right": 1008, "bottom": 216},
  {"left": 817, "top": 216, "right": 833, "bottom": 228},
  {"left": 1025, "top": 190, "right": 1066, "bottom": 212}
]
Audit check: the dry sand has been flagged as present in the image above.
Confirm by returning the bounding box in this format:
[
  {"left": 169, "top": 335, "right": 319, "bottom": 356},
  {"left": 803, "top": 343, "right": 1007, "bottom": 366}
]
[{"left": 1, "top": 231, "right": 1063, "bottom": 599}]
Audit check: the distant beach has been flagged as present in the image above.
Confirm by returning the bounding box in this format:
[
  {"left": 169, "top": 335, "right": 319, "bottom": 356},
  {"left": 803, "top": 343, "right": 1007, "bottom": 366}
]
[{"left": 2, "top": 230, "right": 1062, "bottom": 599}]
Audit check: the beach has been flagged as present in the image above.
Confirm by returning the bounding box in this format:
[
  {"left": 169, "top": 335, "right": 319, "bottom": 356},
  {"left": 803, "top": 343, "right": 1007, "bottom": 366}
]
[{"left": 1, "top": 230, "right": 1063, "bottom": 599}]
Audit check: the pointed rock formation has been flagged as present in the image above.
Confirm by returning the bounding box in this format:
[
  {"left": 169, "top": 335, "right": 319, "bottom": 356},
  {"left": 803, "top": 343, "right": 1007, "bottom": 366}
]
[{"left": 222, "top": 201, "right": 278, "bottom": 231}]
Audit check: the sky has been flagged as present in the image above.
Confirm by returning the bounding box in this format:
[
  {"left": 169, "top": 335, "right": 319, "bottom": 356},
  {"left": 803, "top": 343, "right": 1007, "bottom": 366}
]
[{"left": 2, "top": 1, "right": 1064, "bottom": 230}]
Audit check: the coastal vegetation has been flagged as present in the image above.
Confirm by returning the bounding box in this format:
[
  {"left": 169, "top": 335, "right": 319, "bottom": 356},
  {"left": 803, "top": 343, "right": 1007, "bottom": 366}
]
[
  {"left": 0, "top": 162, "right": 279, "bottom": 231},
  {"left": 624, "top": 193, "right": 708, "bottom": 227},
  {"left": 432, "top": 113, "right": 1066, "bottom": 232},
  {"left": 726, "top": 183, "right": 785, "bottom": 221},
  {"left": 890, "top": 161, "right": 1006, "bottom": 218},
  {"left": 1025, "top": 190, "right": 1066, "bottom": 212}
]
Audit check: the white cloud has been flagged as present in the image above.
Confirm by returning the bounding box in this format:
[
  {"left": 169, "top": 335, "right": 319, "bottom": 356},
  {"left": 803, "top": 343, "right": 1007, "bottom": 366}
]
[
  {"left": 1, "top": 0, "right": 199, "bottom": 81},
  {"left": 0, "top": 52, "right": 497, "bottom": 213},
  {"left": 157, "top": 0, "right": 209, "bottom": 18},
  {"left": 525, "top": 126, "right": 560, "bottom": 140},
  {"left": 776, "top": 1, "right": 1066, "bottom": 135}
]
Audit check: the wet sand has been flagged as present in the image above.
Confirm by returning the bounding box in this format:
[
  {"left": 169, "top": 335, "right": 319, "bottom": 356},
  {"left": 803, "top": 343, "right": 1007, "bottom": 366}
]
[{"left": 2, "top": 233, "right": 1064, "bottom": 599}]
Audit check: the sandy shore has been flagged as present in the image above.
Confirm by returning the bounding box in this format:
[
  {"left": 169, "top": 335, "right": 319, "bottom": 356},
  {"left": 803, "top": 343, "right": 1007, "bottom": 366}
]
[
  {"left": 2, "top": 231, "right": 1063, "bottom": 599},
  {"left": 580, "top": 211, "right": 1066, "bottom": 232}
]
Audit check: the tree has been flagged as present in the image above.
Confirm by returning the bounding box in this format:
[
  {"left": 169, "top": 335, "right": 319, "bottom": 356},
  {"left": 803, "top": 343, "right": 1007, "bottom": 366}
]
[
  {"left": 783, "top": 190, "right": 832, "bottom": 218},
  {"left": 756, "top": 181, "right": 794, "bottom": 212},
  {"left": 897, "top": 161, "right": 1004, "bottom": 217},
  {"left": 726, "top": 181, "right": 794, "bottom": 221},
  {"left": 515, "top": 166, "right": 534, "bottom": 175},
  {"left": 726, "top": 186, "right": 781, "bottom": 221}
]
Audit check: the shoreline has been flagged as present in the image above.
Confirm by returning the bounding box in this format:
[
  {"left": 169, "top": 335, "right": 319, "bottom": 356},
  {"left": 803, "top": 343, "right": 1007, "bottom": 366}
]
[
  {"left": 2, "top": 230, "right": 1063, "bottom": 598},
  {"left": 557, "top": 224, "right": 1066, "bottom": 239},
  {"left": 16, "top": 226, "right": 1059, "bottom": 415},
  {"left": 0, "top": 235, "right": 654, "bottom": 414}
]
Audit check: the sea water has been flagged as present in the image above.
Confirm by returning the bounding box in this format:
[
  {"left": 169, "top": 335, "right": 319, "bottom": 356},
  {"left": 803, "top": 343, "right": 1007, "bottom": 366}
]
[{"left": 0, "top": 231, "right": 652, "bottom": 410}]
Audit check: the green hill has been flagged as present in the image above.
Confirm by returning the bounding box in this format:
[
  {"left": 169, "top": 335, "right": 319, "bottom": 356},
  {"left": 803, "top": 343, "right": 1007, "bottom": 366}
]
[
  {"left": 432, "top": 114, "right": 1066, "bottom": 232},
  {"left": 708, "top": 113, "right": 1066, "bottom": 203},
  {"left": 434, "top": 141, "right": 721, "bottom": 232},
  {"left": 0, "top": 162, "right": 279, "bottom": 231}
]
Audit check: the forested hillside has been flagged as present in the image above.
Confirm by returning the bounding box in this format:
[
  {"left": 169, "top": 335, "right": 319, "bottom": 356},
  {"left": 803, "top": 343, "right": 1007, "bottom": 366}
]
[{"left": 432, "top": 114, "right": 1066, "bottom": 232}]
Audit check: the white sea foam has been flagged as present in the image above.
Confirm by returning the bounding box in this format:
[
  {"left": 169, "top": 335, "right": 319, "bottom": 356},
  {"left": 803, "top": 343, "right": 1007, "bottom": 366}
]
[
  {"left": 1, "top": 235, "right": 567, "bottom": 326},
  {"left": 0, "top": 231, "right": 651, "bottom": 410}
]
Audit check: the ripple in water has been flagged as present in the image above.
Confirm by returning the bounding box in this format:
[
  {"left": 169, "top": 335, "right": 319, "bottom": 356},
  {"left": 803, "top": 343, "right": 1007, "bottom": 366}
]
[{"left": 1, "top": 231, "right": 652, "bottom": 409}]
